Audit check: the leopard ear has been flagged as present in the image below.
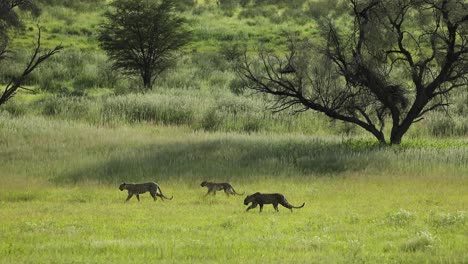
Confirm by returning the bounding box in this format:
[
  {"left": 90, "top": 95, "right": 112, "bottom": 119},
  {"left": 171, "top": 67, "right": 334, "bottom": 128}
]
[{"left": 254, "top": 192, "right": 260, "bottom": 195}]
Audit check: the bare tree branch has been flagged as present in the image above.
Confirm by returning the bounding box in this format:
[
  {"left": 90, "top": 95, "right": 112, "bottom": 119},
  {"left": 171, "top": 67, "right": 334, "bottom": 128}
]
[
  {"left": 0, "top": 25, "right": 63, "bottom": 106},
  {"left": 238, "top": 0, "right": 468, "bottom": 144}
]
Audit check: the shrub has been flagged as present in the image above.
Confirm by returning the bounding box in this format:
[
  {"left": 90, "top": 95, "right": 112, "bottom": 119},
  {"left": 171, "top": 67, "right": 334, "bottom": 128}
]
[
  {"left": 101, "top": 94, "right": 196, "bottom": 125},
  {"left": 386, "top": 209, "right": 415, "bottom": 226},
  {"left": 428, "top": 114, "right": 456, "bottom": 137},
  {"left": 30, "top": 50, "right": 115, "bottom": 92},
  {"left": 0, "top": 100, "right": 27, "bottom": 116},
  {"left": 229, "top": 78, "right": 246, "bottom": 95},
  {"left": 429, "top": 211, "right": 465, "bottom": 228},
  {"left": 238, "top": 5, "right": 278, "bottom": 19},
  {"left": 401, "top": 231, "right": 436, "bottom": 252},
  {"left": 37, "top": 96, "right": 94, "bottom": 120},
  {"left": 219, "top": 42, "right": 246, "bottom": 62}
]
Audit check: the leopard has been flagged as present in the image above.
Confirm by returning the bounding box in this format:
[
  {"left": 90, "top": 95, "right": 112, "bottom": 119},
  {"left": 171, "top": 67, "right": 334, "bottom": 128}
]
[
  {"left": 244, "top": 192, "right": 305, "bottom": 212},
  {"left": 200, "top": 181, "right": 244, "bottom": 196},
  {"left": 119, "top": 182, "right": 173, "bottom": 202}
]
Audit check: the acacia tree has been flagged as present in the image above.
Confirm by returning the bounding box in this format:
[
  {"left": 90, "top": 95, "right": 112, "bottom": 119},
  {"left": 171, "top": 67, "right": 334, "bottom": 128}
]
[
  {"left": 98, "top": 0, "right": 191, "bottom": 90},
  {"left": 239, "top": 0, "right": 468, "bottom": 144},
  {"left": 0, "top": 0, "right": 62, "bottom": 106}
]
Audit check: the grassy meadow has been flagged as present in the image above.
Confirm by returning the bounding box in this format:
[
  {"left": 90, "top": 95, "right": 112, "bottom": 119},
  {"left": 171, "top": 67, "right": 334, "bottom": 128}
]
[
  {"left": 1, "top": 0, "right": 467, "bottom": 263},
  {"left": 0, "top": 113, "right": 467, "bottom": 263}
]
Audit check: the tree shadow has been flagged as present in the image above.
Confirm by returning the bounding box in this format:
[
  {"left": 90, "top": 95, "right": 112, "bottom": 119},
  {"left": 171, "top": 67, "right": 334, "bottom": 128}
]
[{"left": 54, "top": 137, "right": 380, "bottom": 184}]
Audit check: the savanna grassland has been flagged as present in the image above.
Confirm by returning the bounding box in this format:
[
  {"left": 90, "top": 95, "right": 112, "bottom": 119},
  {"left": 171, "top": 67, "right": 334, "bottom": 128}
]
[
  {"left": 0, "top": 113, "right": 467, "bottom": 263},
  {"left": 0, "top": 0, "right": 467, "bottom": 263}
]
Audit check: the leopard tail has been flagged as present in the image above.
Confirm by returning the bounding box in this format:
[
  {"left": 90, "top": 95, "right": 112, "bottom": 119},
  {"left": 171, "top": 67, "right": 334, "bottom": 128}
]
[
  {"left": 282, "top": 200, "right": 305, "bottom": 209},
  {"left": 158, "top": 187, "right": 173, "bottom": 200},
  {"left": 231, "top": 187, "right": 245, "bottom": 195}
]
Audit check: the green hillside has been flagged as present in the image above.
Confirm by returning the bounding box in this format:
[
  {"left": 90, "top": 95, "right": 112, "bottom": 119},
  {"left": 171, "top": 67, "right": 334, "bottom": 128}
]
[{"left": 2, "top": 0, "right": 467, "bottom": 137}]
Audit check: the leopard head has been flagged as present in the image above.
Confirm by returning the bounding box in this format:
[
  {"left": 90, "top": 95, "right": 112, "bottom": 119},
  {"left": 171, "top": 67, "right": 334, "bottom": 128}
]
[
  {"left": 244, "top": 192, "right": 260, "bottom": 205},
  {"left": 200, "top": 181, "right": 207, "bottom": 187},
  {"left": 119, "top": 182, "right": 127, "bottom": 191}
]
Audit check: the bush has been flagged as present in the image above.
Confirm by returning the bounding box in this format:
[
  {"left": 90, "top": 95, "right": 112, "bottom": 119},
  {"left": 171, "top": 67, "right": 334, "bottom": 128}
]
[
  {"left": 429, "top": 211, "right": 465, "bottom": 228},
  {"left": 29, "top": 50, "right": 115, "bottom": 92},
  {"left": 219, "top": 0, "right": 237, "bottom": 16},
  {"left": 191, "top": 51, "right": 230, "bottom": 78},
  {"left": 37, "top": 96, "right": 95, "bottom": 121},
  {"left": 238, "top": 5, "right": 278, "bottom": 20},
  {"left": 0, "top": 100, "right": 27, "bottom": 116},
  {"left": 101, "top": 94, "right": 196, "bottom": 125},
  {"left": 229, "top": 78, "right": 246, "bottom": 95},
  {"left": 428, "top": 114, "right": 456, "bottom": 137},
  {"left": 175, "top": 0, "right": 195, "bottom": 11},
  {"left": 37, "top": 0, "right": 107, "bottom": 11},
  {"left": 219, "top": 42, "right": 246, "bottom": 62},
  {"left": 401, "top": 231, "right": 436, "bottom": 252},
  {"left": 386, "top": 209, "right": 415, "bottom": 226},
  {"left": 305, "top": 0, "right": 348, "bottom": 20},
  {"left": 200, "top": 96, "right": 266, "bottom": 132}
]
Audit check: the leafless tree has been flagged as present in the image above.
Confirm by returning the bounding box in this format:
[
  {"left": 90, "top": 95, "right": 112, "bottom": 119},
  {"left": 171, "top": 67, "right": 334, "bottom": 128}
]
[
  {"left": 0, "top": 26, "right": 63, "bottom": 105},
  {"left": 0, "top": 0, "right": 62, "bottom": 106},
  {"left": 239, "top": 0, "right": 468, "bottom": 144}
]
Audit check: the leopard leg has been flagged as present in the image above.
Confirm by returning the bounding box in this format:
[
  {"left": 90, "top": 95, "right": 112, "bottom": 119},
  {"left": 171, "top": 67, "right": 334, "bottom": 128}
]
[
  {"left": 136, "top": 194, "right": 140, "bottom": 201},
  {"left": 156, "top": 193, "right": 164, "bottom": 201},
  {"left": 273, "top": 203, "right": 279, "bottom": 212},
  {"left": 246, "top": 203, "right": 257, "bottom": 212},
  {"left": 125, "top": 194, "right": 133, "bottom": 202},
  {"left": 259, "top": 204, "right": 264, "bottom": 212}
]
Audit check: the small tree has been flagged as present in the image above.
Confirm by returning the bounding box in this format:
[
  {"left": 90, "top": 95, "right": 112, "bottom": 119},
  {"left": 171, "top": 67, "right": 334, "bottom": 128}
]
[
  {"left": 239, "top": 0, "right": 468, "bottom": 144},
  {"left": 98, "top": 0, "right": 191, "bottom": 90},
  {"left": 0, "top": 0, "right": 62, "bottom": 106}
]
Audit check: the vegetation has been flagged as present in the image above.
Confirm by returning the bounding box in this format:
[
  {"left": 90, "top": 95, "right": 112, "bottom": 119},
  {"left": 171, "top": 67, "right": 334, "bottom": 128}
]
[
  {"left": 0, "top": 0, "right": 62, "bottom": 105},
  {"left": 0, "top": 0, "right": 466, "bottom": 263},
  {"left": 98, "top": 0, "right": 191, "bottom": 89},
  {"left": 0, "top": 113, "right": 467, "bottom": 263},
  {"left": 239, "top": 0, "right": 468, "bottom": 144}
]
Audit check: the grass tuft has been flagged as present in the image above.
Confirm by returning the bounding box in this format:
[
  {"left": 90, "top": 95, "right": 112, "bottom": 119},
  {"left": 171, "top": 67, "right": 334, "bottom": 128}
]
[
  {"left": 386, "top": 209, "right": 416, "bottom": 227},
  {"left": 429, "top": 211, "right": 466, "bottom": 228},
  {"left": 401, "top": 231, "right": 436, "bottom": 252}
]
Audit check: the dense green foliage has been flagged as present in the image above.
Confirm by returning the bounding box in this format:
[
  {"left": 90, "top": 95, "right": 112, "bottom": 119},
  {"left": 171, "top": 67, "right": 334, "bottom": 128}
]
[
  {"left": 0, "top": 0, "right": 465, "bottom": 138},
  {"left": 98, "top": 0, "right": 191, "bottom": 89}
]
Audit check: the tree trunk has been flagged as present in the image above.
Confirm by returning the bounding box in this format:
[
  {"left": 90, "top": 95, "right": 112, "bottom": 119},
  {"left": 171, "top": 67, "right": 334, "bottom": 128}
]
[
  {"left": 369, "top": 129, "right": 386, "bottom": 145},
  {"left": 142, "top": 67, "right": 153, "bottom": 89},
  {"left": 390, "top": 129, "right": 403, "bottom": 145}
]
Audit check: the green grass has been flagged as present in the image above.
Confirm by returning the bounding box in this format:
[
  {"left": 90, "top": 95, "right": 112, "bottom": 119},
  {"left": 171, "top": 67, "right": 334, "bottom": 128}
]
[
  {"left": 3, "top": 0, "right": 466, "bottom": 140},
  {"left": 0, "top": 113, "right": 467, "bottom": 263},
  {"left": 0, "top": 181, "right": 466, "bottom": 263},
  {"left": 1, "top": 1, "right": 467, "bottom": 262}
]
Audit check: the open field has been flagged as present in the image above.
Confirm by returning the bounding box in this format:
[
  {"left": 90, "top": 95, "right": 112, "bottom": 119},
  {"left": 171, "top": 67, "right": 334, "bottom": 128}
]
[
  {"left": 1, "top": 1, "right": 467, "bottom": 262},
  {"left": 0, "top": 114, "right": 467, "bottom": 263}
]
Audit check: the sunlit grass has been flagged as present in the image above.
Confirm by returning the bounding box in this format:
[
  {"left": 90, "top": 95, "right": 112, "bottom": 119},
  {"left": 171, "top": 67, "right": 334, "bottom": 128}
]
[
  {"left": 0, "top": 178, "right": 466, "bottom": 263},
  {"left": 0, "top": 114, "right": 467, "bottom": 263},
  {"left": 1, "top": 1, "right": 468, "bottom": 261}
]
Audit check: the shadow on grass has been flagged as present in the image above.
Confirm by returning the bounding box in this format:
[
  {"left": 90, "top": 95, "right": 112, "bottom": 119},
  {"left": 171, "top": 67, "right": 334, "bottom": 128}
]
[{"left": 54, "top": 138, "right": 381, "bottom": 184}]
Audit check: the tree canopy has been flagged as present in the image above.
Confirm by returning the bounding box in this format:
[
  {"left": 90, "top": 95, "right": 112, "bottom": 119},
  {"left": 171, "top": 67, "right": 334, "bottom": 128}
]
[
  {"left": 98, "top": 0, "right": 191, "bottom": 90},
  {"left": 239, "top": 0, "right": 468, "bottom": 144}
]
